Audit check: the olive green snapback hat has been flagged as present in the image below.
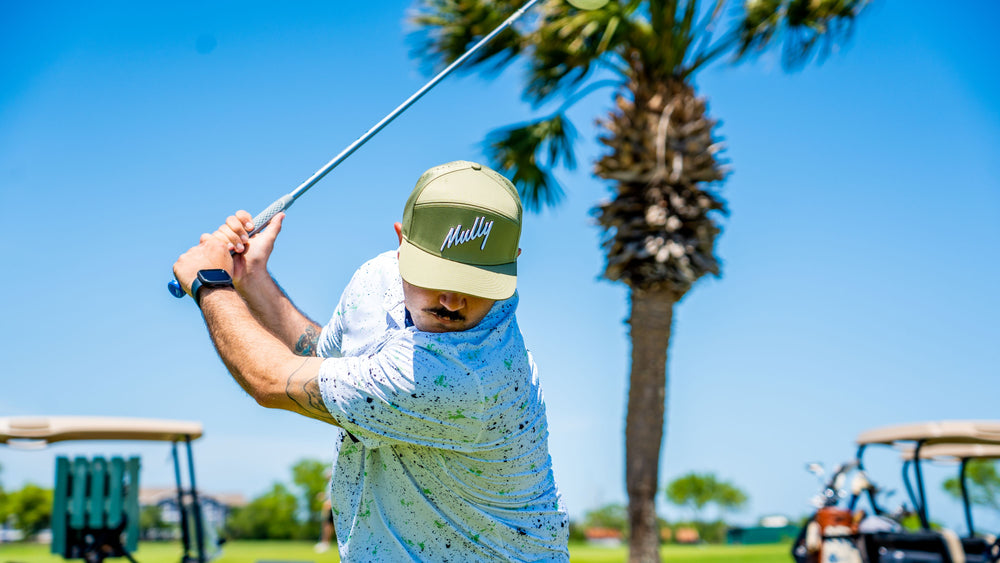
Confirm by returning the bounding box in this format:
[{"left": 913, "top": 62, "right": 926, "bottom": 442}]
[{"left": 399, "top": 160, "right": 522, "bottom": 300}]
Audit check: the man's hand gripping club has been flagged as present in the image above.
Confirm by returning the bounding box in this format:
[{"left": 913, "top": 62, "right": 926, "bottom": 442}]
[{"left": 172, "top": 212, "right": 336, "bottom": 426}]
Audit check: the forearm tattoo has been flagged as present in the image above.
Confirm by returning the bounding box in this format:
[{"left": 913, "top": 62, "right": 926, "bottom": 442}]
[
  {"left": 294, "top": 325, "right": 320, "bottom": 356},
  {"left": 286, "top": 359, "right": 337, "bottom": 425}
]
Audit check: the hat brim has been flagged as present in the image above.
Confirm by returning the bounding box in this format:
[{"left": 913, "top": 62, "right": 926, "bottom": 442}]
[{"left": 398, "top": 238, "right": 516, "bottom": 300}]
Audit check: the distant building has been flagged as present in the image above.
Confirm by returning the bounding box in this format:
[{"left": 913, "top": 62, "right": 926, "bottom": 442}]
[
  {"left": 674, "top": 526, "right": 700, "bottom": 544},
  {"left": 139, "top": 487, "right": 247, "bottom": 536},
  {"left": 760, "top": 515, "right": 790, "bottom": 528},
  {"left": 0, "top": 527, "right": 25, "bottom": 543},
  {"left": 726, "top": 515, "right": 799, "bottom": 545},
  {"left": 584, "top": 527, "right": 624, "bottom": 547}
]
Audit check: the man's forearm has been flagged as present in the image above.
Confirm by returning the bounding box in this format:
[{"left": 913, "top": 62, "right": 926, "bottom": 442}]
[
  {"left": 198, "top": 287, "right": 337, "bottom": 425},
  {"left": 238, "top": 273, "right": 322, "bottom": 356},
  {"left": 198, "top": 286, "right": 297, "bottom": 398}
]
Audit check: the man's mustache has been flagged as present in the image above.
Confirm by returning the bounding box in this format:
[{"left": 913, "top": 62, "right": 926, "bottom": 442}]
[{"left": 424, "top": 307, "right": 465, "bottom": 322}]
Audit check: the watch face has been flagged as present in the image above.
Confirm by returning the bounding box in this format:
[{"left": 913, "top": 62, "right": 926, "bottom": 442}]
[{"left": 199, "top": 269, "right": 232, "bottom": 284}]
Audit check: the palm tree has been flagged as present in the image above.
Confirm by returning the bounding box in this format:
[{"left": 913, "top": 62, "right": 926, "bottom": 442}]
[{"left": 411, "top": 1, "right": 869, "bottom": 560}]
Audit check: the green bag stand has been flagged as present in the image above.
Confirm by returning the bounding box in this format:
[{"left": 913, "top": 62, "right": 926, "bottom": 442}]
[{"left": 52, "top": 455, "right": 140, "bottom": 563}]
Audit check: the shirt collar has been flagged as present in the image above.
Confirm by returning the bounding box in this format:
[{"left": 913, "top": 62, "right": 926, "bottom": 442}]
[{"left": 382, "top": 276, "right": 407, "bottom": 329}]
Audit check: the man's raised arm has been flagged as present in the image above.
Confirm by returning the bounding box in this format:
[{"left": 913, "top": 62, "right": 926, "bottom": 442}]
[
  {"left": 173, "top": 232, "right": 337, "bottom": 425},
  {"left": 209, "top": 210, "right": 322, "bottom": 356}
]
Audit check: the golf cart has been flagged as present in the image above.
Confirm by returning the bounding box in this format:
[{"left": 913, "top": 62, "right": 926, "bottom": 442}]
[
  {"left": 793, "top": 420, "right": 1000, "bottom": 563},
  {"left": 900, "top": 444, "right": 1000, "bottom": 547},
  {"left": 0, "top": 416, "right": 217, "bottom": 563}
]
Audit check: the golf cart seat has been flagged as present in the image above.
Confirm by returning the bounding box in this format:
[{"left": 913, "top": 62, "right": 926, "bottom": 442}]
[
  {"left": 958, "top": 537, "right": 992, "bottom": 563},
  {"left": 857, "top": 530, "right": 957, "bottom": 562},
  {"left": 52, "top": 455, "right": 141, "bottom": 562}
]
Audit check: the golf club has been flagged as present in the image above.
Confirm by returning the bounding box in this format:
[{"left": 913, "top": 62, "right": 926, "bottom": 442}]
[{"left": 168, "top": 0, "right": 609, "bottom": 298}]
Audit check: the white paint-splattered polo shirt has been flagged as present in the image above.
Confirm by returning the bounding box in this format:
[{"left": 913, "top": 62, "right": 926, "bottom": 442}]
[{"left": 316, "top": 250, "right": 569, "bottom": 563}]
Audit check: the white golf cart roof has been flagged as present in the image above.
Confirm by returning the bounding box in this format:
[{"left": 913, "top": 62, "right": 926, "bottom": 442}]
[
  {"left": 901, "top": 443, "right": 1000, "bottom": 461},
  {"left": 856, "top": 420, "right": 1000, "bottom": 447},
  {"left": 0, "top": 416, "right": 203, "bottom": 447}
]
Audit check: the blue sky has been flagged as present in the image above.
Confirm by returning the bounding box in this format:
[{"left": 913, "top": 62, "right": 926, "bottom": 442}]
[{"left": 1, "top": 0, "right": 998, "bottom": 532}]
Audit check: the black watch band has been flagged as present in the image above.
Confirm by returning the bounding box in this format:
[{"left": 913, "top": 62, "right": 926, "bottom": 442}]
[{"left": 191, "top": 269, "right": 233, "bottom": 305}]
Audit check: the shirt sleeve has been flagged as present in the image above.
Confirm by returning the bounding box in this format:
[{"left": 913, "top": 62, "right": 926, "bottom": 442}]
[
  {"left": 316, "top": 301, "right": 345, "bottom": 359},
  {"left": 317, "top": 334, "right": 484, "bottom": 450}
]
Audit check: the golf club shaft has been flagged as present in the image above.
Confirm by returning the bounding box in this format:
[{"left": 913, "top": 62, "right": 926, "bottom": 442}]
[{"left": 169, "top": 0, "right": 544, "bottom": 298}]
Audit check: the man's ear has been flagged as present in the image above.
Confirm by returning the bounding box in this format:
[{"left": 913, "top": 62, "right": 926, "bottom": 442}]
[{"left": 394, "top": 222, "right": 403, "bottom": 245}]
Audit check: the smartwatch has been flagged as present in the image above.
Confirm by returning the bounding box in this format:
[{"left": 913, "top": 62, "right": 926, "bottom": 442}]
[{"left": 190, "top": 269, "right": 233, "bottom": 305}]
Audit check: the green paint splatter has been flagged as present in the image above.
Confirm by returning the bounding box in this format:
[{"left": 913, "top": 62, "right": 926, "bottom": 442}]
[
  {"left": 468, "top": 467, "right": 483, "bottom": 476},
  {"left": 403, "top": 538, "right": 426, "bottom": 552},
  {"left": 401, "top": 498, "right": 413, "bottom": 507},
  {"left": 434, "top": 374, "right": 448, "bottom": 387},
  {"left": 423, "top": 488, "right": 433, "bottom": 496},
  {"left": 447, "top": 409, "right": 467, "bottom": 420},
  {"left": 471, "top": 524, "right": 492, "bottom": 544},
  {"left": 503, "top": 359, "right": 512, "bottom": 369},
  {"left": 520, "top": 401, "right": 528, "bottom": 410},
  {"left": 434, "top": 520, "right": 445, "bottom": 529}
]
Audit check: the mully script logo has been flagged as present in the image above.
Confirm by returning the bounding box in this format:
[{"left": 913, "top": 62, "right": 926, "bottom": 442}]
[{"left": 441, "top": 216, "right": 493, "bottom": 251}]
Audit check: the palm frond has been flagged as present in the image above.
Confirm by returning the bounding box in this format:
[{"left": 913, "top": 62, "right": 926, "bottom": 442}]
[
  {"left": 525, "top": 0, "right": 634, "bottom": 103},
  {"left": 409, "top": 0, "right": 529, "bottom": 75},
  {"left": 734, "top": 0, "right": 870, "bottom": 69},
  {"left": 484, "top": 113, "right": 578, "bottom": 212},
  {"left": 629, "top": 1, "right": 730, "bottom": 83}
]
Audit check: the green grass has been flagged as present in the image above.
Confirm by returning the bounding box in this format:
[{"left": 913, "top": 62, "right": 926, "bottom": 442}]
[
  {"left": 571, "top": 542, "right": 790, "bottom": 562},
  {"left": 0, "top": 540, "right": 791, "bottom": 562}
]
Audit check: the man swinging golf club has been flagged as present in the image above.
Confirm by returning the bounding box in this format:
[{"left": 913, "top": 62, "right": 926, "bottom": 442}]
[{"left": 173, "top": 161, "right": 569, "bottom": 562}]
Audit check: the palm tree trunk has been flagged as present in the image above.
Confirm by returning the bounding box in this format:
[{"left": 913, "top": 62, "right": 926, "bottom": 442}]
[{"left": 626, "top": 287, "right": 675, "bottom": 563}]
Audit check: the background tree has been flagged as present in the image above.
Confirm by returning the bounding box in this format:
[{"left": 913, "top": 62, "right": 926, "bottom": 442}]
[
  {"left": 291, "top": 458, "right": 329, "bottom": 540},
  {"left": 411, "top": 1, "right": 870, "bottom": 560},
  {"left": 225, "top": 483, "right": 299, "bottom": 540},
  {"left": 4, "top": 483, "right": 53, "bottom": 538},
  {"left": 139, "top": 504, "right": 168, "bottom": 539},
  {"left": 583, "top": 503, "right": 630, "bottom": 536},
  {"left": 942, "top": 460, "right": 1000, "bottom": 517},
  {"left": 665, "top": 471, "right": 747, "bottom": 522},
  {"left": 0, "top": 462, "right": 7, "bottom": 527}
]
